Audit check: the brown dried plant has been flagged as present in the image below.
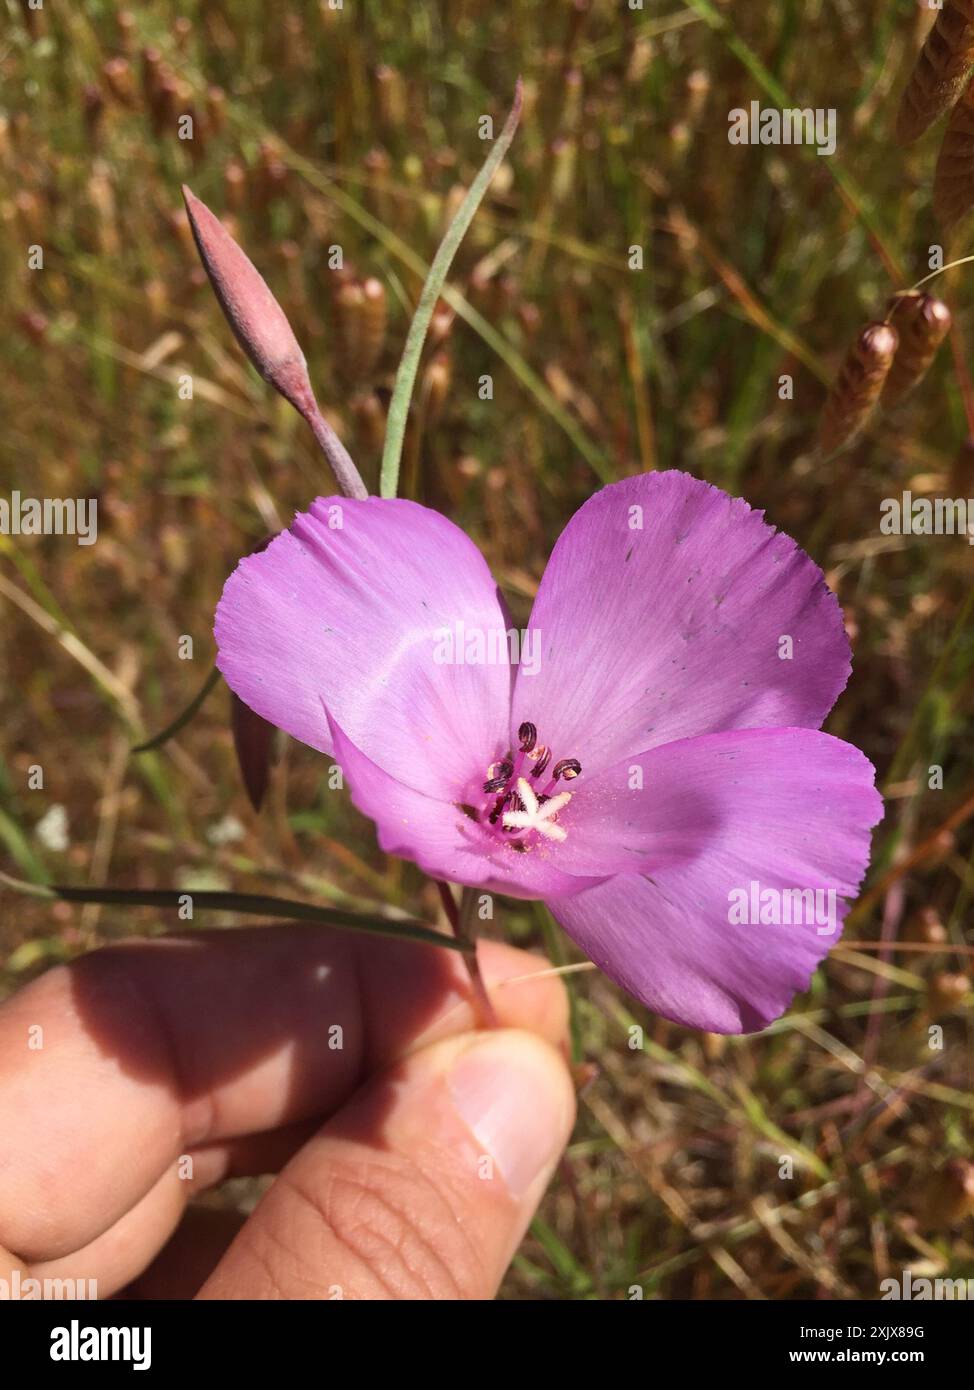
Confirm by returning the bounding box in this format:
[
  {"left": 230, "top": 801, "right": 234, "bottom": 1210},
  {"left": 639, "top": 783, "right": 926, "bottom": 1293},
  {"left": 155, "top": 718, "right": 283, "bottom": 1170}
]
[
  {"left": 896, "top": 0, "right": 974, "bottom": 144},
  {"left": 882, "top": 291, "right": 953, "bottom": 404},
  {"left": 819, "top": 322, "right": 899, "bottom": 453}
]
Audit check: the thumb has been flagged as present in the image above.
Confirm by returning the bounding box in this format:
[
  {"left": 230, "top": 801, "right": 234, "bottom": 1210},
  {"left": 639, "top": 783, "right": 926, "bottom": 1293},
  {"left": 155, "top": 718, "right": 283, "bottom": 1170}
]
[{"left": 198, "top": 1028, "right": 576, "bottom": 1300}]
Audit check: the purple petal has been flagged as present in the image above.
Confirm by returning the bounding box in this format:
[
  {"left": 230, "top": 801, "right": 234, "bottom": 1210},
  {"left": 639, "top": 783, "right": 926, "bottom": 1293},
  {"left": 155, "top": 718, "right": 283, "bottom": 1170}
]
[
  {"left": 548, "top": 727, "right": 883, "bottom": 1033},
  {"left": 512, "top": 471, "right": 852, "bottom": 776},
  {"left": 215, "top": 497, "right": 512, "bottom": 799},
  {"left": 328, "top": 713, "right": 607, "bottom": 900}
]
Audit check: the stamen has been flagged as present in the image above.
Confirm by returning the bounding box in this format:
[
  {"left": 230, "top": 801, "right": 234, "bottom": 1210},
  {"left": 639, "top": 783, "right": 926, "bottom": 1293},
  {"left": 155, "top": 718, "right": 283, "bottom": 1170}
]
[
  {"left": 479, "top": 727, "right": 581, "bottom": 847},
  {"left": 482, "top": 759, "right": 513, "bottom": 793},
  {"left": 518, "top": 721, "right": 537, "bottom": 752},
  {"left": 552, "top": 757, "right": 582, "bottom": 782},
  {"left": 528, "top": 745, "right": 551, "bottom": 779}
]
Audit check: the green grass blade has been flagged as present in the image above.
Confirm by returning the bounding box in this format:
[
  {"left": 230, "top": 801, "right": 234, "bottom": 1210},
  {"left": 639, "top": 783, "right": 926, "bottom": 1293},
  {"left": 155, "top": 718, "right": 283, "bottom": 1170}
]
[{"left": 380, "top": 79, "right": 523, "bottom": 498}]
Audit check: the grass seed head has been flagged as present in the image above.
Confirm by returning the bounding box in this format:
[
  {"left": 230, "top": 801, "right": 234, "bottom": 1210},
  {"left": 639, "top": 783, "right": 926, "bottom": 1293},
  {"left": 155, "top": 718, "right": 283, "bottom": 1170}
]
[
  {"left": 896, "top": 0, "right": 974, "bottom": 144},
  {"left": 819, "top": 321, "right": 899, "bottom": 454},
  {"left": 883, "top": 291, "right": 952, "bottom": 405},
  {"left": 933, "top": 71, "right": 974, "bottom": 226}
]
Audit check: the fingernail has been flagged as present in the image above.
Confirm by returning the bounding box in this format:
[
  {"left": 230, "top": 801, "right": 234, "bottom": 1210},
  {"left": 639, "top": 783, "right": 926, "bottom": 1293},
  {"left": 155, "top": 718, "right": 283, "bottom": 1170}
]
[{"left": 448, "top": 1032, "right": 570, "bottom": 1199}]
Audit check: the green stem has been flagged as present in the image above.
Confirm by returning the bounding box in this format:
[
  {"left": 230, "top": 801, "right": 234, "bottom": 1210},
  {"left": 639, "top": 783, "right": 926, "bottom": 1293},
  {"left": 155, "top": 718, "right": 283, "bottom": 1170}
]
[
  {"left": 131, "top": 665, "right": 222, "bottom": 753},
  {"left": 457, "top": 885, "right": 498, "bottom": 1027},
  {"left": 380, "top": 79, "right": 523, "bottom": 499}
]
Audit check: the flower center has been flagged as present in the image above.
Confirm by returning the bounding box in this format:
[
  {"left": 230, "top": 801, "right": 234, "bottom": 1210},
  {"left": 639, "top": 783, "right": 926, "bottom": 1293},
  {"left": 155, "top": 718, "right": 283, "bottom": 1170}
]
[{"left": 476, "top": 721, "right": 581, "bottom": 850}]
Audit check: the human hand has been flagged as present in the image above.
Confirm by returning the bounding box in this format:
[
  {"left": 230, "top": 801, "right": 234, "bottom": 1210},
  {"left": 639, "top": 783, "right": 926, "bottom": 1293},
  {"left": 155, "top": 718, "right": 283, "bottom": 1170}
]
[{"left": 0, "top": 926, "right": 574, "bottom": 1300}]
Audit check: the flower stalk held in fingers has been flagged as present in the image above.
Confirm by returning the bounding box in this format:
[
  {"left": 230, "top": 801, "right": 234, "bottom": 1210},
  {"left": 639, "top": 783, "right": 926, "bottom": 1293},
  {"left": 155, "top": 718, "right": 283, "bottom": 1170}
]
[{"left": 214, "top": 471, "right": 882, "bottom": 1034}]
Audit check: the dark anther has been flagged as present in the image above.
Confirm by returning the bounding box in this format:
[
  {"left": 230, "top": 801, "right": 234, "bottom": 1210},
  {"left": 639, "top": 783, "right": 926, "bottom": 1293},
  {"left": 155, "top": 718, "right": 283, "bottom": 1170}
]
[
  {"left": 500, "top": 790, "right": 525, "bottom": 830},
  {"left": 529, "top": 746, "right": 551, "bottom": 778},
  {"left": 518, "top": 721, "right": 537, "bottom": 752},
  {"left": 482, "top": 759, "right": 513, "bottom": 793},
  {"left": 552, "top": 758, "right": 582, "bottom": 781},
  {"left": 537, "top": 794, "right": 550, "bottom": 806}
]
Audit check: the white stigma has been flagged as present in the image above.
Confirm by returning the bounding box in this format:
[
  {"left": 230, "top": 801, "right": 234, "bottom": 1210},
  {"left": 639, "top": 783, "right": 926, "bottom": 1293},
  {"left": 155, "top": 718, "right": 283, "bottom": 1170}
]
[{"left": 502, "top": 777, "right": 572, "bottom": 844}]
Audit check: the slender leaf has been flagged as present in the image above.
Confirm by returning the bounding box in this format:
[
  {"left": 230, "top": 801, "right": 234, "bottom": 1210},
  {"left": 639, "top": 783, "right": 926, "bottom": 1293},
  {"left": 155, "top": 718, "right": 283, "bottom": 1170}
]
[
  {"left": 132, "top": 665, "right": 222, "bottom": 753},
  {"left": 0, "top": 871, "right": 468, "bottom": 953}
]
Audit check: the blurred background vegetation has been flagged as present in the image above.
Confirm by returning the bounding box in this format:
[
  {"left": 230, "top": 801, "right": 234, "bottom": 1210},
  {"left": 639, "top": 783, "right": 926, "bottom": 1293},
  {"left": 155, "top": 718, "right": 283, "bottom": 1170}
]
[{"left": 2, "top": 0, "right": 973, "bottom": 1298}]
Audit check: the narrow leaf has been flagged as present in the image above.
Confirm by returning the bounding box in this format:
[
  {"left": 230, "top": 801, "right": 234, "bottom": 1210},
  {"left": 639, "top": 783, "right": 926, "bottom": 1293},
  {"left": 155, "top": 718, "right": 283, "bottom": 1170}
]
[
  {"left": 132, "top": 664, "right": 221, "bottom": 753},
  {"left": 0, "top": 870, "right": 467, "bottom": 953}
]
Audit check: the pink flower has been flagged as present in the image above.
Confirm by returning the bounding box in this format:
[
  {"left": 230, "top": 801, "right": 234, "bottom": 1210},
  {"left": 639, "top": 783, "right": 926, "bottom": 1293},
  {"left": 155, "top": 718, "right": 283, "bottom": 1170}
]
[{"left": 215, "top": 471, "right": 882, "bottom": 1033}]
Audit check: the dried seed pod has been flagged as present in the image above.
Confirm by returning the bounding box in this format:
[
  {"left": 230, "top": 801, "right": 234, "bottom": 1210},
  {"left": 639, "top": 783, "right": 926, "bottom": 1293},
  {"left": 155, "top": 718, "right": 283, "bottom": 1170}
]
[
  {"left": 428, "top": 300, "right": 455, "bottom": 347},
  {"left": 934, "top": 73, "right": 974, "bottom": 226},
  {"left": 140, "top": 46, "right": 163, "bottom": 106},
  {"left": 905, "top": 905, "right": 948, "bottom": 945},
  {"left": 352, "top": 390, "right": 387, "bottom": 451},
  {"left": 895, "top": 0, "right": 974, "bottom": 144},
  {"left": 921, "top": 1159, "right": 974, "bottom": 1229},
  {"left": 332, "top": 276, "right": 384, "bottom": 381},
  {"left": 819, "top": 322, "right": 899, "bottom": 454},
  {"left": 422, "top": 350, "right": 452, "bottom": 427},
  {"left": 223, "top": 156, "right": 247, "bottom": 210},
  {"left": 358, "top": 277, "right": 387, "bottom": 377},
  {"left": 82, "top": 84, "right": 105, "bottom": 139},
  {"left": 206, "top": 85, "right": 226, "bottom": 133},
  {"left": 102, "top": 56, "right": 136, "bottom": 107},
  {"left": 927, "top": 970, "right": 970, "bottom": 1016},
  {"left": 375, "top": 64, "right": 408, "bottom": 130},
  {"left": 882, "top": 291, "right": 952, "bottom": 404},
  {"left": 16, "top": 310, "right": 49, "bottom": 344},
  {"left": 333, "top": 278, "right": 366, "bottom": 379},
  {"left": 116, "top": 10, "right": 137, "bottom": 54}
]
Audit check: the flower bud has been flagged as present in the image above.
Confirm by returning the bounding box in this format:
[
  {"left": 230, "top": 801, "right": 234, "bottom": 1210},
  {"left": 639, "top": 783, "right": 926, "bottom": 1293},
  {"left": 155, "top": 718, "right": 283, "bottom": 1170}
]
[{"left": 181, "top": 184, "right": 316, "bottom": 419}]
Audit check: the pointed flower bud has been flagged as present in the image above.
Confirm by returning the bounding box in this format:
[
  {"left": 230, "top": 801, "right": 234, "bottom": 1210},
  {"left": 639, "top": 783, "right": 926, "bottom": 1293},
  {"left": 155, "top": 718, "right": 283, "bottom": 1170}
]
[
  {"left": 182, "top": 183, "right": 315, "bottom": 417},
  {"left": 181, "top": 185, "right": 367, "bottom": 498}
]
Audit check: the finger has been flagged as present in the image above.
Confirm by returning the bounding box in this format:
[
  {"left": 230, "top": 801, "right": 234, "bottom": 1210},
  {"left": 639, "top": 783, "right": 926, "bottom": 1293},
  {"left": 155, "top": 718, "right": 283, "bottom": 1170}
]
[
  {"left": 121, "top": 1207, "right": 248, "bottom": 1300},
  {"left": 200, "top": 1028, "right": 576, "bottom": 1300},
  {"left": 0, "top": 930, "right": 568, "bottom": 1271},
  {"left": 26, "top": 1168, "right": 186, "bottom": 1300},
  {"left": 5, "top": 1115, "right": 327, "bottom": 1302}
]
